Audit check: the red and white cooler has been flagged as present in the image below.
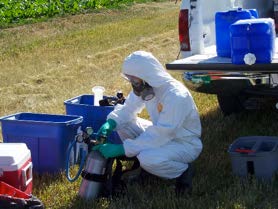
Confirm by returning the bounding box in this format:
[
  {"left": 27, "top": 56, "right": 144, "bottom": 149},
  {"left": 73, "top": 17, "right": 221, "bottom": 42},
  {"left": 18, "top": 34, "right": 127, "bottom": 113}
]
[{"left": 0, "top": 143, "right": 33, "bottom": 194}]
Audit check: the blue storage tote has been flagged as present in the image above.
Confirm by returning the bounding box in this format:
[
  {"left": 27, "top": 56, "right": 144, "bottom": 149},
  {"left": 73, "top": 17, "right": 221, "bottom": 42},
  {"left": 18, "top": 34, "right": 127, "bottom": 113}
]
[
  {"left": 215, "top": 8, "right": 258, "bottom": 57},
  {"left": 0, "top": 112, "right": 83, "bottom": 174},
  {"left": 64, "top": 94, "right": 121, "bottom": 144},
  {"left": 230, "top": 18, "right": 276, "bottom": 64},
  {"left": 228, "top": 136, "right": 278, "bottom": 180}
]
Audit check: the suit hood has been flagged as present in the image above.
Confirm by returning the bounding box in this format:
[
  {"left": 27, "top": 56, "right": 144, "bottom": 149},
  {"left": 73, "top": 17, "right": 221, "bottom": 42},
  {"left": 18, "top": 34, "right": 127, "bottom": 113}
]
[{"left": 122, "top": 51, "right": 174, "bottom": 87}]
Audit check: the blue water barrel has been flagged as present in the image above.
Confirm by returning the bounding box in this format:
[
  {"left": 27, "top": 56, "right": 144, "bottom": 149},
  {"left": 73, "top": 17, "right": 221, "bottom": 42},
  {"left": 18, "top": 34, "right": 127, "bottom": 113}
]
[
  {"left": 230, "top": 18, "right": 275, "bottom": 64},
  {"left": 215, "top": 8, "right": 258, "bottom": 57}
]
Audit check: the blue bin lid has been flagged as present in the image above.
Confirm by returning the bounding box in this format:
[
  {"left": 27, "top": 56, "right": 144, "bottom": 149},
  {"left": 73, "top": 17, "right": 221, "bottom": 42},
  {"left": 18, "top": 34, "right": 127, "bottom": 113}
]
[{"left": 0, "top": 112, "right": 83, "bottom": 126}]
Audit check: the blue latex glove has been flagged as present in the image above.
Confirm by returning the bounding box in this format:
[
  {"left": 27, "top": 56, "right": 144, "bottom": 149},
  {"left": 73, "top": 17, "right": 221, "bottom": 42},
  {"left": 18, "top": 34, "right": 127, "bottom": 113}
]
[
  {"left": 92, "top": 143, "right": 125, "bottom": 159},
  {"left": 96, "top": 119, "right": 117, "bottom": 141}
]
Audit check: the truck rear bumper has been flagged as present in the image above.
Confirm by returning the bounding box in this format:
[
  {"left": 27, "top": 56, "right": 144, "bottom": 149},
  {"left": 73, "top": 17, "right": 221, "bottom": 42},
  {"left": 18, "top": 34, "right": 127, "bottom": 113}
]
[{"left": 183, "top": 72, "right": 278, "bottom": 97}]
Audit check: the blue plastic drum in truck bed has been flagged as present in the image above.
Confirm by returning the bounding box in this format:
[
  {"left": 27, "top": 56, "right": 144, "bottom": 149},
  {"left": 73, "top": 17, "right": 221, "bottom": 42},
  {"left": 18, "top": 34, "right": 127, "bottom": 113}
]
[{"left": 230, "top": 18, "right": 276, "bottom": 64}]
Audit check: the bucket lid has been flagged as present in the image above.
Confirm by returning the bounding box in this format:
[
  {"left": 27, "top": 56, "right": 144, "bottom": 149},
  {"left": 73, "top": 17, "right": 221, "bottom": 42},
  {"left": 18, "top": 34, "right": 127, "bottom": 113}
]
[{"left": 0, "top": 143, "right": 31, "bottom": 171}]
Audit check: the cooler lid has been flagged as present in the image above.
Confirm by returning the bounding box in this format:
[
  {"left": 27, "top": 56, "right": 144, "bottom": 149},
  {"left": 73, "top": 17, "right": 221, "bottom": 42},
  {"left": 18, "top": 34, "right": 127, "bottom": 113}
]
[{"left": 0, "top": 143, "right": 31, "bottom": 171}]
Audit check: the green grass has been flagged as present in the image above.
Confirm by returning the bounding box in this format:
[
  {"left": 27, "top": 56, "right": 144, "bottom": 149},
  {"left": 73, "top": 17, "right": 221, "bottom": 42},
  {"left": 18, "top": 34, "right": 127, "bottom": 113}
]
[
  {"left": 0, "top": 0, "right": 161, "bottom": 28},
  {"left": 0, "top": 1, "right": 278, "bottom": 208}
]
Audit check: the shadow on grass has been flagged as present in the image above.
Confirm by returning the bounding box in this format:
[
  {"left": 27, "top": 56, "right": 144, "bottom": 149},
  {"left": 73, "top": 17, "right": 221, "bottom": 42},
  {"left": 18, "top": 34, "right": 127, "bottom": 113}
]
[
  {"left": 61, "top": 172, "right": 180, "bottom": 209},
  {"left": 33, "top": 107, "right": 278, "bottom": 209},
  {"left": 194, "top": 106, "right": 278, "bottom": 208},
  {"left": 64, "top": 107, "right": 278, "bottom": 209},
  {"left": 32, "top": 169, "right": 72, "bottom": 192}
]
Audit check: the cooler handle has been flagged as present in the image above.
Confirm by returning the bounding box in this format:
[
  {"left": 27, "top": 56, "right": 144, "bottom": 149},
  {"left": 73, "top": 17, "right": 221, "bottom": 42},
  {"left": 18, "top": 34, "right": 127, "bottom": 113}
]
[{"left": 22, "top": 162, "right": 33, "bottom": 187}]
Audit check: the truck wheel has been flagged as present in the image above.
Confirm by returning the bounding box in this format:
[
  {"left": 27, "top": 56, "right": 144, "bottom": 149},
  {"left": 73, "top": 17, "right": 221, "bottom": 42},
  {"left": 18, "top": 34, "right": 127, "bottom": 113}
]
[{"left": 217, "top": 94, "right": 246, "bottom": 116}]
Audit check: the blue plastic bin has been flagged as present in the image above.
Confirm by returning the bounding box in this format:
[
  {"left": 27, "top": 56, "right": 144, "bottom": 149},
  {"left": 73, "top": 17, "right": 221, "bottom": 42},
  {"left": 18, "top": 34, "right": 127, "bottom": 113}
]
[
  {"left": 0, "top": 112, "right": 83, "bottom": 174},
  {"left": 64, "top": 94, "right": 121, "bottom": 144}
]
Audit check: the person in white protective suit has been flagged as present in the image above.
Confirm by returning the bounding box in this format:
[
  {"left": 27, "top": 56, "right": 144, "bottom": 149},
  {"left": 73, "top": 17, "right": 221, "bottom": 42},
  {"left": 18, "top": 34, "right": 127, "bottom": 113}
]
[{"left": 93, "top": 51, "right": 203, "bottom": 195}]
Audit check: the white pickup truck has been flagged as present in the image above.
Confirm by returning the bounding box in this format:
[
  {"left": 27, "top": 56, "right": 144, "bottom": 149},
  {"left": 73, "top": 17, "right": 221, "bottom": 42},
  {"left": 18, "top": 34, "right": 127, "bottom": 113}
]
[{"left": 166, "top": 0, "right": 278, "bottom": 115}]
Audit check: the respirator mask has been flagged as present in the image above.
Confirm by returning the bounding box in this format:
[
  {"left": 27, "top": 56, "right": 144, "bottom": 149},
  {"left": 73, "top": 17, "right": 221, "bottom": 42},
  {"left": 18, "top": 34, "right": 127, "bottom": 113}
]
[{"left": 123, "top": 74, "right": 155, "bottom": 101}]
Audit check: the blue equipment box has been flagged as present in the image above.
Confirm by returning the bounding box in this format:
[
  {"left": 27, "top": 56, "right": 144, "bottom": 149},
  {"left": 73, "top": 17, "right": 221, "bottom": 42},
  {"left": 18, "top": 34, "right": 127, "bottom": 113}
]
[
  {"left": 64, "top": 94, "right": 121, "bottom": 144},
  {"left": 228, "top": 136, "right": 278, "bottom": 180},
  {"left": 0, "top": 112, "right": 83, "bottom": 174},
  {"left": 230, "top": 18, "right": 276, "bottom": 64}
]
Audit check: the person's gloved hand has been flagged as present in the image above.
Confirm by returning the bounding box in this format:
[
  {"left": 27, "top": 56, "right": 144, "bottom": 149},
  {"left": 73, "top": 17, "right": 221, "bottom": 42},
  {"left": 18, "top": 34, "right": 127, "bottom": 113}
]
[
  {"left": 92, "top": 143, "right": 125, "bottom": 159},
  {"left": 96, "top": 119, "right": 117, "bottom": 141}
]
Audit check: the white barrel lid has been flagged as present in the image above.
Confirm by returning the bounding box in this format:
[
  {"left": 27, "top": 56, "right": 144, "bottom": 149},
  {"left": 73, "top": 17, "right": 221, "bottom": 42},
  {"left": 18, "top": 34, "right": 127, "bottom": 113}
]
[{"left": 0, "top": 143, "right": 31, "bottom": 171}]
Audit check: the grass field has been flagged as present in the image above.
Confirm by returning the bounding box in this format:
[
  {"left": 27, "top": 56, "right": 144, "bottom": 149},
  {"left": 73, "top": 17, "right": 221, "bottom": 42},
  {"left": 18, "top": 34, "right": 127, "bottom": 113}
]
[
  {"left": 0, "top": 0, "right": 155, "bottom": 27},
  {"left": 0, "top": 1, "right": 278, "bottom": 208}
]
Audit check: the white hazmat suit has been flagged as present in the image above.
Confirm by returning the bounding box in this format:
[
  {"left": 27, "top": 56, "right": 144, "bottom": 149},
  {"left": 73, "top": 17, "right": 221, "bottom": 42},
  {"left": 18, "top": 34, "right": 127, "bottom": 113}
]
[{"left": 107, "top": 51, "right": 203, "bottom": 179}]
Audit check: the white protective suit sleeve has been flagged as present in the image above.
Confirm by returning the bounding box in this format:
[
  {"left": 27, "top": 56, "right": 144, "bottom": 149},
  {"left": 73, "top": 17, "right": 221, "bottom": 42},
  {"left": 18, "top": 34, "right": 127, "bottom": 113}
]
[
  {"left": 107, "top": 91, "right": 145, "bottom": 130},
  {"left": 123, "top": 89, "right": 192, "bottom": 157}
]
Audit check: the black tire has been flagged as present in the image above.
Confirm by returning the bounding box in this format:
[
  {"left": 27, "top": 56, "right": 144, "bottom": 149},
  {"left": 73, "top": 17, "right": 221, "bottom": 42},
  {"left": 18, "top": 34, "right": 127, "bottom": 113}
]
[{"left": 217, "top": 94, "right": 246, "bottom": 116}]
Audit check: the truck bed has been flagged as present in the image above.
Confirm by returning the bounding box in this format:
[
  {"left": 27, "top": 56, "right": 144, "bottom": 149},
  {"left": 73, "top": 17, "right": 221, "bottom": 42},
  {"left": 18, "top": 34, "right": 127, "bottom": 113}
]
[{"left": 166, "top": 39, "right": 278, "bottom": 73}]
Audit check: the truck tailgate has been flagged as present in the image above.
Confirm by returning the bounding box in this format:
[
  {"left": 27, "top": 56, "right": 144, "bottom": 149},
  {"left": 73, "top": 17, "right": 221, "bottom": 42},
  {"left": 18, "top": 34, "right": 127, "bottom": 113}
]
[{"left": 166, "top": 40, "right": 278, "bottom": 73}]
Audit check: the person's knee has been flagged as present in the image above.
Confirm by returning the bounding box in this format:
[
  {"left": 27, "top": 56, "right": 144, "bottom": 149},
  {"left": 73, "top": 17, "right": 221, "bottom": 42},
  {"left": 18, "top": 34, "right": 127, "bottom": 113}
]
[{"left": 137, "top": 150, "right": 166, "bottom": 170}]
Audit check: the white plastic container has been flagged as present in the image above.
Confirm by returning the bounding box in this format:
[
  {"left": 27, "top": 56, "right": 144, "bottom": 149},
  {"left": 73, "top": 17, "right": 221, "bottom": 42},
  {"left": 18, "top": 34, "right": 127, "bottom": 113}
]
[{"left": 92, "top": 86, "right": 105, "bottom": 106}]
